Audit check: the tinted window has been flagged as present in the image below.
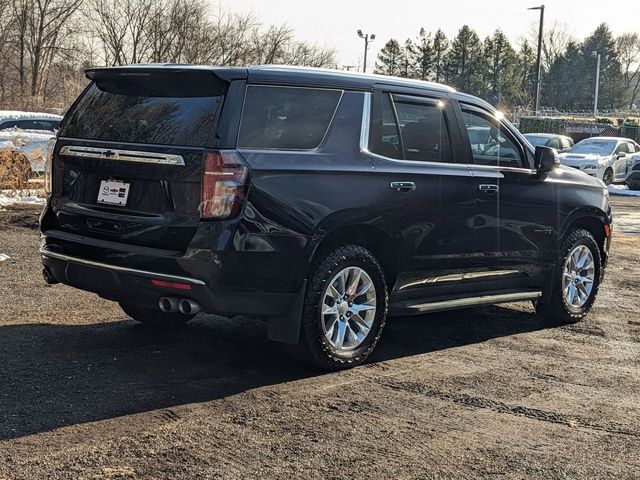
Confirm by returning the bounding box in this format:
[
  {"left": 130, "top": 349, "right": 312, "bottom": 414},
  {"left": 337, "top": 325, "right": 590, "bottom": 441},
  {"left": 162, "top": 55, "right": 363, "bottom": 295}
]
[
  {"left": 15, "top": 119, "right": 58, "bottom": 131},
  {"left": 61, "top": 82, "right": 221, "bottom": 146},
  {"left": 616, "top": 142, "right": 629, "bottom": 154},
  {"left": 238, "top": 86, "right": 342, "bottom": 150},
  {"left": 548, "top": 137, "right": 560, "bottom": 149},
  {"left": 524, "top": 135, "right": 549, "bottom": 147},
  {"left": 462, "top": 110, "right": 524, "bottom": 168},
  {"left": 395, "top": 101, "right": 452, "bottom": 162},
  {"left": 370, "top": 93, "right": 452, "bottom": 163}
]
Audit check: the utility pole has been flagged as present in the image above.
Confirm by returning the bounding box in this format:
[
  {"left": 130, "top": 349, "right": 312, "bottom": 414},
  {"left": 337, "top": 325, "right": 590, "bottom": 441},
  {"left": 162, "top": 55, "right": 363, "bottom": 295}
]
[
  {"left": 528, "top": 5, "right": 545, "bottom": 114},
  {"left": 357, "top": 30, "right": 375, "bottom": 73},
  {"left": 593, "top": 52, "right": 601, "bottom": 117}
]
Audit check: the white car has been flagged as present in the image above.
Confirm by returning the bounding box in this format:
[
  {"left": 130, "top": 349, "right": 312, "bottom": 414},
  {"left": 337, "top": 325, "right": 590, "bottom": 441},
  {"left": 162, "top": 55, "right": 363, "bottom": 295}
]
[
  {"left": 557, "top": 136, "right": 640, "bottom": 185},
  {"left": 0, "top": 110, "right": 62, "bottom": 174}
]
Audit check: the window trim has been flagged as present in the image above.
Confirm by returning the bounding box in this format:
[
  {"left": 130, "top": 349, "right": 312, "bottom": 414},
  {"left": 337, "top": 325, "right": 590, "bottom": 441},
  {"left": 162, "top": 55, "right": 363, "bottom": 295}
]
[
  {"left": 460, "top": 103, "right": 536, "bottom": 173},
  {"left": 237, "top": 84, "right": 345, "bottom": 152},
  {"left": 362, "top": 90, "right": 469, "bottom": 170}
]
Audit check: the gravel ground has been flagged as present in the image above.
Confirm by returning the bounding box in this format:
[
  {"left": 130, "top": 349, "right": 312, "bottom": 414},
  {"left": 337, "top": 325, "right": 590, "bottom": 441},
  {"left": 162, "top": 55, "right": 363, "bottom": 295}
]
[{"left": 0, "top": 197, "right": 639, "bottom": 479}]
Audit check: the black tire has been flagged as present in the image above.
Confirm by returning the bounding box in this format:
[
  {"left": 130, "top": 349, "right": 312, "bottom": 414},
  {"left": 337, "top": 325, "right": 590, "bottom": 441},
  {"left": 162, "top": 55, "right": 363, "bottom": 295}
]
[
  {"left": 536, "top": 228, "right": 601, "bottom": 324},
  {"left": 119, "top": 303, "right": 194, "bottom": 328},
  {"left": 602, "top": 168, "right": 613, "bottom": 185},
  {"left": 291, "top": 245, "right": 388, "bottom": 370},
  {"left": 627, "top": 182, "right": 640, "bottom": 191}
]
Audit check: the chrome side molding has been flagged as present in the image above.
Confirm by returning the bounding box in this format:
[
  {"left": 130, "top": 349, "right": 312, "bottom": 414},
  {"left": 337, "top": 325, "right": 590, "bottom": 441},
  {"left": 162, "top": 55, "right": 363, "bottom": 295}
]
[{"left": 59, "top": 145, "right": 185, "bottom": 166}]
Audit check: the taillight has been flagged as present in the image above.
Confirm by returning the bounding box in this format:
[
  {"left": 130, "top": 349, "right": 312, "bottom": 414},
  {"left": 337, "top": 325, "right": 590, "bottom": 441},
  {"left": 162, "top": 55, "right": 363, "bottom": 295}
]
[
  {"left": 44, "top": 138, "right": 57, "bottom": 193},
  {"left": 200, "top": 150, "right": 248, "bottom": 220}
]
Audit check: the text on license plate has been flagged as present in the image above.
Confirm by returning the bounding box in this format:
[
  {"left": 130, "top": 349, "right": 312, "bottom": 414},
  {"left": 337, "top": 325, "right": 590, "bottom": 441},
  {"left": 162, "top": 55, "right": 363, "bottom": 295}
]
[{"left": 97, "top": 180, "right": 130, "bottom": 206}]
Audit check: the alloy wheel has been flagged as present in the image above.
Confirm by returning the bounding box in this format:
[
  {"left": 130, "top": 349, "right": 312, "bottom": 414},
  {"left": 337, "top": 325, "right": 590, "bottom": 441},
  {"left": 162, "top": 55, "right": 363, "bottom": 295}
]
[
  {"left": 562, "top": 245, "right": 595, "bottom": 311},
  {"left": 321, "top": 266, "right": 377, "bottom": 351}
]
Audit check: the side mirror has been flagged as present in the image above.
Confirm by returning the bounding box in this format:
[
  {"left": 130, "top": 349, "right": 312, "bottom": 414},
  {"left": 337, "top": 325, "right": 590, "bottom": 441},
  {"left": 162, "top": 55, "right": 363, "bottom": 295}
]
[
  {"left": 534, "top": 146, "right": 559, "bottom": 174},
  {"left": 617, "top": 152, "right": 627, "bottom": 159}
]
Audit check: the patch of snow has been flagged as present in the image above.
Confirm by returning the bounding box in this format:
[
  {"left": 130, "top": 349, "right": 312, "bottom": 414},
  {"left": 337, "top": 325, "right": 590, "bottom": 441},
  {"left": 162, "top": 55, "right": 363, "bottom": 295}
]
[
  {"left": 0, "top": 110, "right": 62, "bottom": 121},
  {"left": 608, "top": 184, "right": 640, "bottom": 197},
  {"left": 0, "top": 254, "right": 10, "bottom": 262},
  {"left": 0, "top": 189, "right": 46, "bottom": 207}
]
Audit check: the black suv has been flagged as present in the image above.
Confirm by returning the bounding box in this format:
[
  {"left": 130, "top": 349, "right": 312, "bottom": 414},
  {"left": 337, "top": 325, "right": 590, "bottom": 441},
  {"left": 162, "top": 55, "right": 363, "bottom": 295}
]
[{"left": 40, "top": 65, "right": 612, "bottom": 369}]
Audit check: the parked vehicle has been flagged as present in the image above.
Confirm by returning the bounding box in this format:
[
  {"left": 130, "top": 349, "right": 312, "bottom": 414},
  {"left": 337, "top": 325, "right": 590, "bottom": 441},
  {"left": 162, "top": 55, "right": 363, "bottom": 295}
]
[
  {"left": 0, "top": 111, "right": 62, "bottom": 174},
  {"left": 40, "top": 65, "right": 612, "bottom": 369},
  {"left": 0, "top": 111, "right": 61, "bottom": 132},
  {"left": 523, "top": 133, "right": 574, "bottom": 153},
  {"left": 557, "top": 136, "right": 640, "bottom": 185},
  {"left": 622, "top": 151, "right": 640, "bottom": 190}
]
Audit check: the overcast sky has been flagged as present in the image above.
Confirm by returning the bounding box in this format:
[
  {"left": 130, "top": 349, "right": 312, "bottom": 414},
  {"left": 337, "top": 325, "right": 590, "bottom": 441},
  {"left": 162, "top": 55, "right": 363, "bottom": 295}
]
[{"left": 228, "top": 0, "right": 639, "bottom": 69}]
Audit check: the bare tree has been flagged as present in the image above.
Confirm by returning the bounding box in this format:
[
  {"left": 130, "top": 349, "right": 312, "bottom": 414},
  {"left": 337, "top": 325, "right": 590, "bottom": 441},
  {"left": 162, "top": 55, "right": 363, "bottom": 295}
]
[
  {"left": 528, "top": 20, "right": 574, "bottom": 72},
  {"left": 27, "top": 0, "right": 84, "bottom": 96},
  {"left": 617, "top": 32, "right": 640, "bottom": 108}
]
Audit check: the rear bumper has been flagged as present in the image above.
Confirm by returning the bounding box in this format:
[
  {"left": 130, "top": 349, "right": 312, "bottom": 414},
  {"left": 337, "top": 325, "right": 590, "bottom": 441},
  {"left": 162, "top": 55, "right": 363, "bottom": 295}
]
[{"left": 40, "top": 246, "right": 298, "bottom": 318}]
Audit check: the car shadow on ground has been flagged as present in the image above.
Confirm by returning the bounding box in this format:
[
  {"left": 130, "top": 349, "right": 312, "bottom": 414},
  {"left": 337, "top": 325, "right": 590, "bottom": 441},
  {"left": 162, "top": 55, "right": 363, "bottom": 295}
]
[{"left": 1, "top": 305, "right": 550, "bottom": 441}]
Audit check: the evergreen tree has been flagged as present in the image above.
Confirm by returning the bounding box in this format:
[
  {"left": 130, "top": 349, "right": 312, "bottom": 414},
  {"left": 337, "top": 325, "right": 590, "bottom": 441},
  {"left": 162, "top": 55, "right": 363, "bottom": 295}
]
[
  {"left": 402, "top": 38, "right": 416, "bottom": 78},
  {"left": 517, "top": 40, "right": 537, "bottom": 107},
  {"left": 432, "top": 29, "right": 449, "bottom": 83},
  {"left": 544, "top": 41, "right": 584, "bottom": 110},
  {"left": 580, "top": 23, "right": 625, "bottom": 110},
  {"left": 483, "top": 29, "right": 518, "bottom": 106},
  {"left": 444, "top": 25, "right": 484, "bottom": 96},
  {"left": 375, "top": 39, "right": 404, "bottom": 77},
  {"left": 413, "top": 28, "right": 434, "bottom": 80}
]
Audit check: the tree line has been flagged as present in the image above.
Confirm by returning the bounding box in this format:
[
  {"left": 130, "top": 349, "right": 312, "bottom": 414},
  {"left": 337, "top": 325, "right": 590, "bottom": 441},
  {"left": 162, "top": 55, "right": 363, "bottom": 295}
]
[
  {"left": 374, "top": 23, "right": 640, "bottom": 112},
  {"left": 0, "top": 0, "right": 336, "bottom": 111}
]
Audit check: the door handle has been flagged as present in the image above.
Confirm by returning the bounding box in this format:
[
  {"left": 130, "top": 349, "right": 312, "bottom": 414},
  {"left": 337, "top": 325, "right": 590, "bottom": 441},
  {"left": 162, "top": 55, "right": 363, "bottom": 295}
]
[
  {"left": 390, "top": 181, "right": 416, "bottom": 192},
  {"left": 479, "top": 184, "right": 499, "bottom": 194}
]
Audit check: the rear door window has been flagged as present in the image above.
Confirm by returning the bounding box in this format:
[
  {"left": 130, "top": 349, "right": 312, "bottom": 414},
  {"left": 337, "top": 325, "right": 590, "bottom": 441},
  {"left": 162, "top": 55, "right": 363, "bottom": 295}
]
[
  {"left": 238, "top": 86, "right": 342, "bottom": 150},
  {"left": 60, "top": 74, "right": 224, "bottom": 146},
  {"left": 370, "top": 92, "right": 453, "bottom": 163}
]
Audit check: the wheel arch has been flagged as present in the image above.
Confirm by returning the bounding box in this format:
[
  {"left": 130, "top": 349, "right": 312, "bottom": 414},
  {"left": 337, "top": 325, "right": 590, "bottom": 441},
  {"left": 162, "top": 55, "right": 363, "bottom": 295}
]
[
  {"left": 307, "top": 224, "right": 399, "bottom": 290},
  {"left": 561, "top": 209, "right": 609, "bottom": 261}
]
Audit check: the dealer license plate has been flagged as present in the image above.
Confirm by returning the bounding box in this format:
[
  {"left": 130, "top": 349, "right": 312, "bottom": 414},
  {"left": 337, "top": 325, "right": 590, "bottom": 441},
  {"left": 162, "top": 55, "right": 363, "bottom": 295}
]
[{"left": 97, "top": 179, "right": 130, "bottom": 206}]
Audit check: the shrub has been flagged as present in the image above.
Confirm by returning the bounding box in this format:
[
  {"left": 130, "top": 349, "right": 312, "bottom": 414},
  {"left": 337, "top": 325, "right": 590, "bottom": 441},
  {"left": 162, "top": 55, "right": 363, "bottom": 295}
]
[{"left": 0, "top": 151, "right": 32, "bottom": 190}]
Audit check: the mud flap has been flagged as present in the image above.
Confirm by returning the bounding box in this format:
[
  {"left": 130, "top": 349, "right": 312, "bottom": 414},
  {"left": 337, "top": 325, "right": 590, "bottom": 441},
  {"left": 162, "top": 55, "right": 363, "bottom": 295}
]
[{"left": 267, "top": 279, "right": 306, "bottom": 345}]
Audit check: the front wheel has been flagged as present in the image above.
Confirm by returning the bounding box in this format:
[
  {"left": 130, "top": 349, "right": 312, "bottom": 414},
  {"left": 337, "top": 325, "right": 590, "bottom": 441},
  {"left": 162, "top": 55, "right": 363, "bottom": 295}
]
[
  {"left": 536, "top": 228, "right": 601, "bottom": 324},
  {"left": 291, "top": 245, "right": 388, "bottom": 370},
  {"left": 602, "top": 168, "right": 614, "bottom": 185},
  {"left": 120, "top": 303, "right": 194, "bottom": 328},
  {"left": 627, "top": 181, "right": 640, "bottom": 191}
]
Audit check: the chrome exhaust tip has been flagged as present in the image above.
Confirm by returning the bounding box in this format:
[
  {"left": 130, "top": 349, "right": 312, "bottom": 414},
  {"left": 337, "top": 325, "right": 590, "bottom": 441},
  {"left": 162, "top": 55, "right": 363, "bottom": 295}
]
[
  {"left": 158, "top": 297, "right": 179, "bottom": 313},
  {"left": 178, "top": 299, "right": 201, "bottom": 315}
]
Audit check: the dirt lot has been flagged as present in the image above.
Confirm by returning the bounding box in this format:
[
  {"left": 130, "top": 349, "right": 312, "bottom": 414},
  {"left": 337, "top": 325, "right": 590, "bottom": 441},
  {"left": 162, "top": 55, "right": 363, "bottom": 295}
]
[{"left": 0, "top": 197, "right": 639, "bottom": 479}]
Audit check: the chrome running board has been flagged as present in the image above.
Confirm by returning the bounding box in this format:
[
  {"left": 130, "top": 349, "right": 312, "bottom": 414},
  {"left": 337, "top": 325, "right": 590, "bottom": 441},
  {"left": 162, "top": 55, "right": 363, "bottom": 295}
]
[{"left": 392, "top": 291, "right": 542, "bottom": 316}]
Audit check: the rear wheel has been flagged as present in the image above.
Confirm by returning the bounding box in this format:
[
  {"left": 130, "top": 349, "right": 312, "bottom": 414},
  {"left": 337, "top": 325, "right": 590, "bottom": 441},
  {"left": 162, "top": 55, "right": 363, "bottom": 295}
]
[
  {"left": 291, "top": 245, "right": 388, "bottom": 370},
  {"left": 120, "top": 303, "right": 194, "bottom": 328},
  {"left": 602, "top": 168, "right": 614, "bottom": 185},
  {"left": 536, "top": 228, "right": 601, "bottom": 324}
]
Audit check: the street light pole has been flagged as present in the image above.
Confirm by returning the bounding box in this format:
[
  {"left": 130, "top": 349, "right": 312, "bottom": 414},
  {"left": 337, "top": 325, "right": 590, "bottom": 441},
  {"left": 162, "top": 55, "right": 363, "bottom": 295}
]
[
  {"left": 593, "top": 52, "right": 601, "bottom": 117},
  {"left": 357, "top": 30, "right": 375, "bottom": 73},
  {"left": 528, "top": 5, "right": 545, "bottom": 115}
]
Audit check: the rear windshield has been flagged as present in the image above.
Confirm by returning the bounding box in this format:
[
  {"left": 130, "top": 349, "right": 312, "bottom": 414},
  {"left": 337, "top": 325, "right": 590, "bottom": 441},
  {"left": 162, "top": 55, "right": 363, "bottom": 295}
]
[{"left": 61, "top": 73, "right": 224, "bottom": 147}]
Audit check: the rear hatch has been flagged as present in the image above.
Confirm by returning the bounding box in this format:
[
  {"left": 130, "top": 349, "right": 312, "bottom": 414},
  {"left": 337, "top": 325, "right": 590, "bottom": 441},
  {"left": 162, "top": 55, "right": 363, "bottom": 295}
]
[{"left": 50, "top": 67, "right": 230, "bottom": 251}]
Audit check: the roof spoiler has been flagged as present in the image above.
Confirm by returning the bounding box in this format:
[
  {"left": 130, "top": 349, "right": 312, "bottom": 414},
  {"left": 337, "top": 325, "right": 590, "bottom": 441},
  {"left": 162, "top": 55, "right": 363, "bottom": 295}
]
[
  {"left": 85, "top": 65, "right": 247, "bottom": 83},
  {"left": 84, "top": 65, "right": 247, "bottom": 98}
]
